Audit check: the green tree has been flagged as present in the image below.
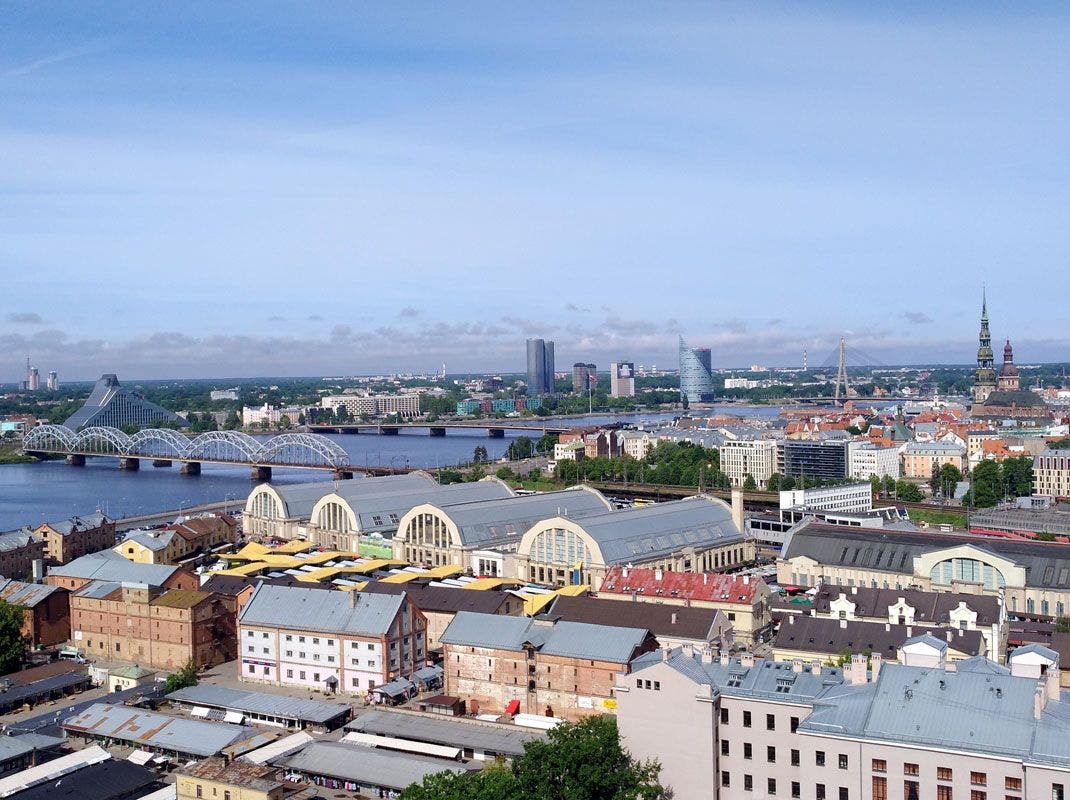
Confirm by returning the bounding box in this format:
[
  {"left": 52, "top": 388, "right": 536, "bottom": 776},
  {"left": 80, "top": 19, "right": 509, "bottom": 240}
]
[
  {"left": 939, "top": 463, "right": 963, "bottom": 500},
  {"left": 970, "top": 459, "right": 1002, "bottom": 508},
  {"left": 473, "top": 445, "right": 489, "bottom": 464},
  {"left": 0, "top": 601, "right": 27, "bottom": 675},
  {"left": 163, "top": 659, "right": 199, "bottom": 693},
  {"left": 895, "top": 480, "right": 923, "bottom": 502},
  {"left": 438, "top": 469, "right": 464, "bottom": 485},
  {"left": 929, "top": 463, "right": 941, "bottom": 497},
  {"left": 742, "top": 474, "right": 757, "bottom": 492},
  {"left": 278, "top": 414, "right": 291, "bottom": 430},
  {"left": 496, "top": 466, "right": 516, "bottom": 481},
  {"left": 223, "top": 410, "right": 241, "bottom": 430},
  {"left": 882, "top": 474, "right": 896, "bottom": 496},
  {"left": 402, "top": 763, "right": 520, "bottom": 800},
  {"left": 535, "top": 433, "right": 559, "bottom": 455},
  {"left": 507, "top": 437, "right": 534, "bottom": 461},
  {"left": 1001, "top": 455, "right": 1034, "bottom": 497},
  {"left": 869, "top": 474, "right": 882, "bottom": 497},
  {"left": 766, "top": 473, "right": 782, "bottom": 492}
]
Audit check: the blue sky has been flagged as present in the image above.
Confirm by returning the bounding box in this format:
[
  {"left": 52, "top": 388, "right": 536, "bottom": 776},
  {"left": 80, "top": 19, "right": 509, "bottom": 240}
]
[{"left": 1, "top": 3, "right": 1068, "bottom": 379}]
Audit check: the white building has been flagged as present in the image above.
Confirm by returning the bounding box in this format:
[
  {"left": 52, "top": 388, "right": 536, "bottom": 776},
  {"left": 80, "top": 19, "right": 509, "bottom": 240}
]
[
  {"left": 242, "top": 403, "right": 302, "bottom": 428},
  {"left": 723, "top": 377, "right": 760, "bottom": 390},
  {"left": 719, "top": 439, "right": 777, "bottom": 487},
  {"left": 321, "top": 394, "right": 421, "bottom": 418},
  {"left": 210, "top": 388, "right": 240, "bottom": 401},
  {"left": 619, "top": 431, "right": 657, "bottom": 460},
  {"left": 779, "top": 483, "right": 872, "bottom": 515},
  {"left": 1034, "top": 450, "right": 1070, "bottom": 499},
  {"left": 553, "top": 441, "right": 586, "bottom": 461},
  {"left": 847, "top": 441, "right": 901, "bottom": 480}
]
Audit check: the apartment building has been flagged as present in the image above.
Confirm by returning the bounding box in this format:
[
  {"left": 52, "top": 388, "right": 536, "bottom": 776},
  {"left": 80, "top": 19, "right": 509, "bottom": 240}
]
[
  {"left": 616, "top": 642, "right": 1070, "bottom": 800},
  {"left": 69, "top": 582, "right": 236, "bottom": 669},
  {"left": 0, "top": 578, "right": 69, "bottom": 647},
  {"left": 720, "top": 439, "right": 778, "bottom": 487},
  {"left": 237, "top": 584, "right": 427, "bottom": 696},
  {"left": 440, "top": 611, "right": 656, "bottom": 721},
  {"left": 0, "top": 530, "right": 45, "bottom": 581},
  {"left": 116, "top": 514, "right": 238, "bottom": 565},
  {"left": 1034, "top": 450, "right": 1070, "bottom": 499},
  {"left": 320, "top": 393, "right": 421, "bottom": 418},
  {"left": 901, "top": 441, "right": 967, "bottom": 479},
  {"left": 597, "top": 566, "right": 771, "bottom": 644},
  {"left": 33, "top": 513, "right": 115, "bottom": 565}
]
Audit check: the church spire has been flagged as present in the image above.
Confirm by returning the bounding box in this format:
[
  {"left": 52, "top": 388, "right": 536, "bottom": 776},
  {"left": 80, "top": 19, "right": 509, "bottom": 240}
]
[{"left": 973, "top": 286, "right": 996, "bottom": 404}]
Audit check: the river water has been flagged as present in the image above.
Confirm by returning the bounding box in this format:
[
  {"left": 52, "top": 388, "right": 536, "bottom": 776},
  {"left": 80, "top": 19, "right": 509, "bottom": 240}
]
[{"left": 0, "top": 406, "right": 784, "bottom": 530}]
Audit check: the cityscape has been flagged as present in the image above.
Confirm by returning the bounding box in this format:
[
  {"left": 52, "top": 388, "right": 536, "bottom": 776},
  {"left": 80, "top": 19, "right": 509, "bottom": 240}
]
[{"left": 1, "top": 5, "right": 1069, "bottom": 800}]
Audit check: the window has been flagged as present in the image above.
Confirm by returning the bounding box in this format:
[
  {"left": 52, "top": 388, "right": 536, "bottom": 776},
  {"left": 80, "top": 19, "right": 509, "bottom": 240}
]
[
  {"left": 636, "top": 679, "right": 642, "bottom": 689},
  {"left": 285, "top": 650, "right": 293, "bottom": 657},
  {"left": 972, "top": 773, "right": 987, "bottom": 787},
  {"left": 1055, "top": 786, "right": 1066, "bottom": 800},
  {"left": 653, "top": 681, "right": 660, "bottom": 690},
  {"left": 938, "top": 768, "right": 953, "bottom": 782},
  {"left": 1005, "top": 778, "right": 1022, "bottom": 792},
  {"left": 721, "top": 772, "right": 730, "bottom": 788},
  {"left": 767, "top": 746, "right": 776, "bottom": 763},
  {"left": 312, "top": 637, "right": 319, "bottom": 644},
  {"left": 839, "top": 754, "right": 848, "bottom": 770},
  {"left": 299, "top": 636, "right": 305, "bottom": 643},
  {"left": 768, "top": 778, "right": 777, "bottom": 795},
  {"left": 744, "top": 775, "right": 753, "bottom": 791},
  {"left": 196, "top": 787, "right": 202, "bottom": 799},
  {"left": 299, "top": 671, "right": 306, "bottom": 680},
  {"left": 840, "top": 789, "right": 848, "bottom": 800},
  {"left": 873, "top": 777, "right": 887, "bottom": 800},
  {"left": 904, "top": 764, "right": 919, "bottom": 777},
  {"left": 247, "top": 646, "right": 254, "bottom": 653},
  {"left": 767, "top": 713, "right": 776, "bottom": 730},
  {"left": 743, "top": 710, "right": 751, "bottom": 728},
  {"left": 246, "top": 631, "right": 254, "bottom": 638},
  {"left": 285, "top": 634, "right": 292, "bottom": 641},
  {"left": 817, "top": 785, "right": 826, "bottom": 800},
  {"left": 817, "top": 751, "right": 826, "bottom": 767},
  {"left": 937, "top": 787, "right": 951, "bottom": 800},
  {"left": 286, "top": 669, "right": 293, "bottom": 678},
  {"left": 262, "top": 632, "right": 268, "bottom": 638},
  {"left": 791, "top": 716, "right": 799, "bottom": 733},
  {"left": 791, "top": 749, "right": 800, "bottom": 766},
  {"left": 327, "top": 639, "right": 334, "bottom": 646},
  {"left": 905, "top": 780, "right": 919, "bottom": 800},
  {"left": 743, "top": 742, "right": 752, "bottom": 760},
  {"left": 721, "top": 740, "right": 729, "bottom": 756},
  {"left": 721, "top": 707, "right": 729, "bottom": 724},
  {"left": 224, "top": 793, "right": 231, "bottom": 800},
  {"left": 873, "top": 760, "right": 887, "bottom": 773},
  {"left": 792, "top": 781, "right": 801, "bottom": 799},
  {"left": 970, "top": 793, "right": 986, "bottom": 800}
]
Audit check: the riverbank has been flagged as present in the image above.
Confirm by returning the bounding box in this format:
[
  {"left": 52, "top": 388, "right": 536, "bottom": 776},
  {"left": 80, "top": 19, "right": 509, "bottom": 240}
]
[{"left": 0, "top": 442, "right": 34, "bottom": 464}]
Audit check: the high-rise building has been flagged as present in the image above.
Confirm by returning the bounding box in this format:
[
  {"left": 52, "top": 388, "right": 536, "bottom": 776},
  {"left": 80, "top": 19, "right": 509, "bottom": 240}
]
[
  {"left": 526, "top": 339, "right": 555, "bottom": 396},
  {"left": 973, "top": 289, "right": 997, "bottom": 403},
  {"left": 27, "top": 366, "right": 39, "bottom": 391},
  {"left": 571, "top": 362, "right": 596, "bottom": 393},
  {"left": 46, "top": 371, "right": 58, "bottom": 391},
  {"left": 610, "top": 361, "right": 635, "bottom": 398},
  {"left": 678, "top": 336, "right": 715, "bottom": 403}
]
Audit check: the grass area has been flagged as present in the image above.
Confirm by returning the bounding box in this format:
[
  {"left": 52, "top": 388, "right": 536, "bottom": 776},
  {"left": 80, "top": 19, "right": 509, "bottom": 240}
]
[
  {"left": 0, "top": 441, "right": 35, "bottom": 464},
  {"left": 909, "top": 508, "right": 968, "bottom": 530}
]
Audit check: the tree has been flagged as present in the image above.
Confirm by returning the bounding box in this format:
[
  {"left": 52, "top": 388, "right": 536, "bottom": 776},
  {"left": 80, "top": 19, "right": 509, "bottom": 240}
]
[
  {"left": 223, "top": 410, "right": 241, "bottom": 430},
  {"left": 507, "top": 437, "right": 534, "bottom": 461},
  {"left": 163, "top": 659, "right": 199, "bottom": 693},
  {"left": 895, "top": 480, "right": 923, "bottom": 502},
  {"left": 882, "top": 474, "right": 896, "bottom": 497},
  {"left": 1001, "top": 455, "right": 1034, "bottom": 497},
  {"left": 766, "top": 473, "right": 782, "bottom": 492},
  {"left": 438, "top": 469, "right": 464, "bottom": 485},
  {"left": 869, "top": 474, "right": 882, "bottom": 497},
  {"left": 0, "top": 601, "right": 27, "bottom": 675},
  {"left": 278, "top": 414, "right": 291, "bottom": 430},
  {"left": 929, "top": 463, "right": 941, "bottom": 497},
  {"left": 939, "top": 463, "right": 963, "bottom": 500},
  {"left": 970, "top": 459, "right": 1002, "bottom": 508},
  {"left": 496, "top": 466, "right": 515, "bottom": 480},
  {"left": 535, "top": 433, "right": 559, "bottom": 455},
  {"left": 403, "top": 715, "right": 664, "bottom": 800},
  {"left": 742, "top": 474, "right": 757, "bottom": 492},
  {"left": 473, "top": 445, "right": 489, "bottom": 464}
]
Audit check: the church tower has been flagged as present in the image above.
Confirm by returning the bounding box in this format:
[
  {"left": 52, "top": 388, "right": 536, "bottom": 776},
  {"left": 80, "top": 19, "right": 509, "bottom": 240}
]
[
  {"left": 973, "top": 289, "right": 997, "bottom": 403},
  {"left": 998, "top": 339, "right": 1020, "bottom": 392}
]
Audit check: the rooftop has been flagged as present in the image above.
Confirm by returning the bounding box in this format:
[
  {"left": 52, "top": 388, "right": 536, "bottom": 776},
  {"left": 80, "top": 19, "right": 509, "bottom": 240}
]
[
  {"left": 0, "top": 579, "right": 63, "bottom": 608},
  {"left": 5, "top": 759, "right": 157, "bottom": 800},
  {"left": 239, "top": 583, "right": 404, "bottom": 636},
  {"left": 176, "top": 757, "right": 282, "bottom": 792},
  {"left": 599, "top": 566, "right": 767, "bottom": 605},
  {"left": 62, "top": 703, "right": 254, "bottom": 757},
  {"left": 49, "top": 550, "right": 182, "bottom": 586},
  {"left": 774, "top": 615, "right": 984, "bottom": 659},
  {"left": 812, "top": 583, "right": 1001, "bottom": 626},
  {"left": 278, "top": 740, "right": 467, "bottom": 791},
  {"left": 359, "top": 581, "right": 517, "bottom": 615},
  {"left": 542, "top": 594, "right": 726, "bottom": 641},
  {"left": 167, "top": 684, "right": 350, "bottom": 725},
  {"left": 345, "top": 708, "right": 546, "bottom": 756}
]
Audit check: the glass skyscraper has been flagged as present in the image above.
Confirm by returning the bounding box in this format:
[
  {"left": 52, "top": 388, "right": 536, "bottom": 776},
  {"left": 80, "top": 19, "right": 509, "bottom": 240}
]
[
  {"left": 679, "top": 336, "right": 715, "bottom": 403},
  {"left": 526, "top": 338, "right": 556, "bottom": 396}
]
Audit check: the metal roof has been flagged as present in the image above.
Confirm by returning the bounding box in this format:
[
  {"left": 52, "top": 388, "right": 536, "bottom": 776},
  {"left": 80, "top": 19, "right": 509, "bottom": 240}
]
[
  {"left": 64, "top": 374, "right": 186, "bottom": 430},
  {"left": 774, "top": 616, "right": 984, "bottom": 659},
  {"left": 255, "top": 472, "right": 439, "bottom": 520},
  {"left": 0, "top": 530, "right": 37, "bottom": 553},
  {"left": 278, "top": 740, "right": 466, "bottom": 791},
  {"left": 48, "top": 550, "right": 180, "bottom": 586},
  {"left": 440, "top": 611, "right": 651, "bottom": 663},
  {"left": 0, "top": 579, "right": 62, "bottom": 608},
  {"left": 166, "top": 684, "right": 350, "bottom": 725},
  {"left": 545, "top": 595, "right": 724, "bottom": 640},
  {"left": 4, "top": 759, "right": 158, "bottom": 800},
  {"left": 422, "top": 487, "right": 612, "bottom": 548},
  {"left": 360, "top": 581, "right": 516, "bottom": 615},
  {"left": 559, "top": 495, "right": 743, "bottom": 564},
  {"left": 38, "top": 513, "right": 107, "bottom": 536},
  {"left": 345, "top": 479, "right": 516, "bottom": 533},
  {"left": 345, "top": 709, "right": 545, "bottom": 756},
  {"left": 782, "top": 521, "right": 1070, "bottom": 591},
  {"left": 239, "top": 583, "right": 404, "bottom": 636},
  {"left": 812, "top": 583, "right": 1002, "bottom": 626},
  {"left": 120, "top": 530, "right": 175, "bottom": 552},
  {"left": 62, "top": 704, "right": 254, "bottom": 757}
]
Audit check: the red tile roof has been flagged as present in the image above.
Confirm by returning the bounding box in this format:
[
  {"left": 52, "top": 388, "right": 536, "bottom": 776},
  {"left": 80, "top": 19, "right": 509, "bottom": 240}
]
[{"left": 597, "top": 566, "right": 765, "bottom": 606}]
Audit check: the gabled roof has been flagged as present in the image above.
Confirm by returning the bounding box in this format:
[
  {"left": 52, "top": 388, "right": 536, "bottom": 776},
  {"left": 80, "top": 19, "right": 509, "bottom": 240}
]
[
  {"left": 812, "top": 583, "right": 1001, "bottom": 627},
  {"left": 774, "top": 616, "right": 983, "bottom": 659},
  {"left": 238, "top": 584, "right": 404, "bottom": 636},
  {"left": 543, "top": 595, "right": 725, "bottom": 641},
  {"left": 49, "top": 550, "right": 183, "bottom": 586},
  {"left": 0, "top": 578, "right": 63, "bottom": 608},
  {"left": 37, "top": 513, "right": 108, "bottom": 536}
]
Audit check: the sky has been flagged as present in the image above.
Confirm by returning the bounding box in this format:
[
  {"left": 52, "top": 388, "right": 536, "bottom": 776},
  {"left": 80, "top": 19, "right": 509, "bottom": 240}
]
[{"left": 1, "top": 2, "right": 1068, "bottom": 380}]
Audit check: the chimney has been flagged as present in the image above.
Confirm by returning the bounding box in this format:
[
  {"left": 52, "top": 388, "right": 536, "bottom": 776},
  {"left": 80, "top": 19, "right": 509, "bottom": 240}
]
[
  {"left": 840, "top": 619, "right": 847, "bottom": 629},
  {"left": 810, "top": 660, "right": 822, "bottom": 676},
  {"left": 655, "top": 568, "right": 663, "bottom": 582},
  {"left": 743, "top": 575, "right": 750, "bottom": 585},
  {"left": 701, "top": 647, "right": 714, "bottom": 664},
  {"left": 623, "top": 567, "right": 629, "bottom": 578},
  {"left": 682, "top": 643, "right": 694, "bottom": 658},
  {"left": 670, "top": 612, "right": 678, "bottom": 625},
  {"left": 720, "top": 652, "right": 730, "bottom": 666},
  {"left": 946, "top": 630, "right": 952, "bottom": 643},
  {"left": 661, "top": 646, "right": 671, "bottom": 662},
  {"left": 731, "top": 487, "right": 744, "bottom": 532},
  {"left": 848, "top": 653, "right": 867, "bottom": 685},
  {"left": 703, "top": 573, "right": 708, "bottom": 585},
  {"left": 870, "top": 653, "right": 882, "bottom": 681},
  {"left": 741, "top": 652, "right": 755, "bottom": 668},
  {"left": 792, "top": 659, "right": 804, "bottom": 673},
  {"left": 944, "top": 661, "right": 957, "bottom": 672},
  {"left": 906, "top": 626, "right": 912, "bottom": 638},
  {"left": 788, "top": 614, "right": 794, "bottom": 625},
  {"left": 349, "top": 590, "right": 358, "bottom": 608},
  {"left": 884, "top": 623, "right": 890, "bottom": 632},
  {"left": 1035, "top": 685, "right": 1046, "bottom": 719},
  {"left": 851, "top": 585, "right": 857, "bottom": 595},
  {"left": 1048, "top": 663, "right": 1061, "bottom": 702}
]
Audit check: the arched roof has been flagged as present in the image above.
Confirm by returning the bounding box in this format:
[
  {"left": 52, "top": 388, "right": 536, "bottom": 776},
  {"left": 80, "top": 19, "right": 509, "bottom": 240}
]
[
  {"left": 396, "top": 485, "right": 612, "bottom": 549},
  {"left": 519, "top": 494, "right": 742, "bottom": 566}
]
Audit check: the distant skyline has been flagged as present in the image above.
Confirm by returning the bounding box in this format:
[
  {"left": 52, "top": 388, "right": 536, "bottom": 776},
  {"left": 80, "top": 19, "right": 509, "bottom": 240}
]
[{"left": 2, "top": 4, "right": 1068, "bottom": 380}]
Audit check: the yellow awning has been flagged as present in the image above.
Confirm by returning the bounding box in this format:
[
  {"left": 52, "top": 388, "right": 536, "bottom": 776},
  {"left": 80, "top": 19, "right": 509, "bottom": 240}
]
[
  {"left": 464, "top": 577, "right": 523, "bottom": 591},
  {"left": 523, "top": 592, "right": 557, "bottom": 616},
  {"left": 378, "top": 571, "right": 422, "bottom": 584}
]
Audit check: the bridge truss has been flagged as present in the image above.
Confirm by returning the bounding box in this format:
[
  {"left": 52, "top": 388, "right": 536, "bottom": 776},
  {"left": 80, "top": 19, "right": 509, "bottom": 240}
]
[{"left": 23, "top": 425, "right": 351, "bottom": 470}]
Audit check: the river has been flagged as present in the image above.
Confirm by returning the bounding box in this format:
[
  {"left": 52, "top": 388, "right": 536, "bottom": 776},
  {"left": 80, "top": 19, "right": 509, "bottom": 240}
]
[{"left": 0, "top": 405, "right": 788, "bottom": 530}]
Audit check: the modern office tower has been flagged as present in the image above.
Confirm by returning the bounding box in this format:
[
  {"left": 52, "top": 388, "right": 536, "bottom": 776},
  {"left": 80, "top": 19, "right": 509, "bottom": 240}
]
[
  {"left": 783, "top": 439, "right": 849, "bottom": 481},
  {"left": 678, "top": 336, "right": 715, "bottom": 403},
  {"left": 610, "top": 361, "right": 635, "bottom": 398},
  {"left": 572, "top": 362, "right": 596, "bottom": 393},
  {"left": 27, "top": 366, "right": 40, "bottom": 391},
  {"left": 47, "top": 371, "right": 58, "bottom": 391},
  {"left": 526, "top": 339, "right": 556, "bottom": 395}
]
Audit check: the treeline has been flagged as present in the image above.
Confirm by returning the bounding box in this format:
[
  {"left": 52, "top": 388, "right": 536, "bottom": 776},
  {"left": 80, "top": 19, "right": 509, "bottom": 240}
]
[{"left": 554, "top": 441, "right": 727, "bottom": 488}]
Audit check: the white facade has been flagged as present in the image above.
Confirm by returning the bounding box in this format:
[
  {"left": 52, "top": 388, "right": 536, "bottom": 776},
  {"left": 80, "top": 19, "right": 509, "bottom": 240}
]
[
  {"left": 619, "top": 432, "right": 657, "bottom": 460},
  {"left": 210, "top": 388, "right": 239, "bottom": 401},
  {"left": 553, "top": 441, "right": 585, "bottom": 461},
  {"left": 720, "top": 439, "right": 778, "bottom": 487},
  {"left": 610, "top": 362, "right": 635, "bottom": 398},
  {"left": 1034, "top": 450, "right": 1070, "bottom": 499},
  {"left": 321, "top": 394, "right": 421, "bottom": 418},
  {"left": 242, "top": 404, "right": 302, "bottom": 427},
  {"left": 779, "top": 483, "right": 872, "bottom": 514},
  {"left": 847, "top": 441, "right": 901, "bottom": 480}
]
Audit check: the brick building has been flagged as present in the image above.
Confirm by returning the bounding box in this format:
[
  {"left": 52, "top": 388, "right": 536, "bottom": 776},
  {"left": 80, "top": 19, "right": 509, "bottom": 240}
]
[
  {"left": 33, "top": 513, "right": 115, "bottom": 565},
  {"left": 237, "top": 584, "right": 427, "bottom": 697},
  {"left": 46, "top": 550, "right": 198, "bottom": 593},
  {"left": 440, "top": 611, "right": 656, "bottom": 721},
  {"left": 0, "top": 578, "right": 70, "bottom": 647},
  {"left": 69, "top": 581, "right": 236, "bottom": 669},
  {"left": 0, "top": 530, "right": 45, "bottom": 582}
]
